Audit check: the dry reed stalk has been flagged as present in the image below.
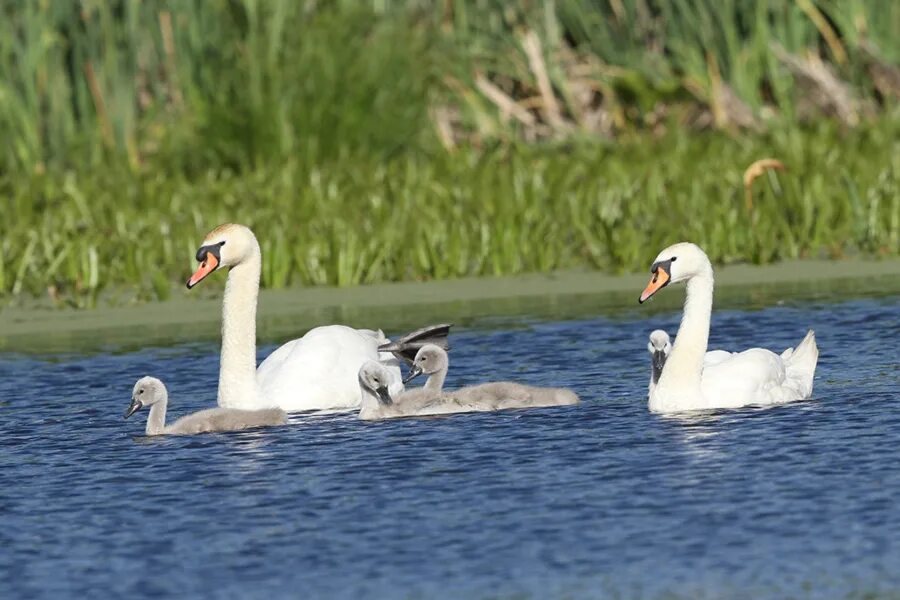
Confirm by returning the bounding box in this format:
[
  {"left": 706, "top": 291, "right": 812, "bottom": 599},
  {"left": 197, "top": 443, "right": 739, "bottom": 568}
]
[
  {"left": 474, "top": 74, "right": 536, "bottom": 127},
  {"left": 158, "top": 11, "right": 184, "bottom": 109},
  {"left": 743, "top": 158, "right": 786, "bottom": 211},
  {"left": 83, "top": 61, "right": 114, "bottom": 149},
  {"left": 520, "top": 30, "right": 568, "bottom": 133}
]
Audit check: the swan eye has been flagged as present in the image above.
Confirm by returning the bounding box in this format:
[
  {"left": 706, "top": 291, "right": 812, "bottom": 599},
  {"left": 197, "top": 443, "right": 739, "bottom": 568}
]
[
  {"left": 219, "top": 241, "right": 226, "bottom": 247},
  {"left": 670, "top": 257, "right": 677, "bottom": 262},
  {"left": 139, "top": 389, "right": 144, "bottom": 395}
]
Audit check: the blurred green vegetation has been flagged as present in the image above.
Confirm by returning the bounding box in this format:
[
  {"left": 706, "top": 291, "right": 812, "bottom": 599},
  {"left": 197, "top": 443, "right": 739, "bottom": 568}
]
[
  {"left": 3, "top": 122, "right": 897, "bottom": 308},
  {"left": 0, "top": 1, "right": 898, "bottom": 306}
]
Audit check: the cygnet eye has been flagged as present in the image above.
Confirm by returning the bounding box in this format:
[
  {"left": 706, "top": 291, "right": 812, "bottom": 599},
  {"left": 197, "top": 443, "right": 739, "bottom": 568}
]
[{"left": 139, "top": 389, "right": 144, "bottom": 395}]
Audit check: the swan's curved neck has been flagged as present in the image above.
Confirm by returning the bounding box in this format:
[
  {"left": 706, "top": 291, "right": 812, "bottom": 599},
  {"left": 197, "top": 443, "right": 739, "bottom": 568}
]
[
  {"left": 359, "top": 388, "right": 378, "bottom": 414},
  {"left": 424, "top": 366, "right": 447, "bottom": 393},
  {"left": 657, "top": 270, "right": 714, "bottom": 395},
  {"left": 218, "top": 248, "right": 262, "bottom": 408},
  {"left": 146, "top": 399, "right": 167, "bottom": 436}
]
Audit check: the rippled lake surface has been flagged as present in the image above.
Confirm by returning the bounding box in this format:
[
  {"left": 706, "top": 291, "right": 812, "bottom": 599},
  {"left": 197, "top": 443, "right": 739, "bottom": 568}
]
[{"left": 1, "top": 290, "right": 898, "bottom": 599}]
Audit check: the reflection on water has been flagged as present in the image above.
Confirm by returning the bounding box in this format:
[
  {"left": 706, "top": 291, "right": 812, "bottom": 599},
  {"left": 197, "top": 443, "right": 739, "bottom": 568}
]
[{"left": 0, "top": 292, "right": 898, "bottom": 599}]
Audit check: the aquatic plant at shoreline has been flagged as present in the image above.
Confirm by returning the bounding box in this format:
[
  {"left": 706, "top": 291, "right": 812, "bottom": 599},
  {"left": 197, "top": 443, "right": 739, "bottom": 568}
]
[{"left": 0, "top": 121, "right": 897, "bottom": 307}]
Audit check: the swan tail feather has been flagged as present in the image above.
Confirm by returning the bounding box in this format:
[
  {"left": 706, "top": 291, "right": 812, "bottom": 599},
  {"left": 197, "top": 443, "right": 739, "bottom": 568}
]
[
  {"left": 378, "top": 323, "right": 453, "bottom": 366},
  {"left": 784, "top": 329, "right": 818, "bottom": 398}
]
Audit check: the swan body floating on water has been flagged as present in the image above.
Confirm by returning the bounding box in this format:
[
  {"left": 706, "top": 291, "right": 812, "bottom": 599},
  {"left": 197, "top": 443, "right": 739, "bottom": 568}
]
[
  {"left": 357, "top": 344, "right": 579, "bottom": 420},
  {"left": 124, "top": 377, "right": 287, "bottom": 436},
  {"left": 186, "top": 223, "right": 450, "bottom": 412},
  {"left": 639, "top": 242, "right": 818, "bottom": 413}
]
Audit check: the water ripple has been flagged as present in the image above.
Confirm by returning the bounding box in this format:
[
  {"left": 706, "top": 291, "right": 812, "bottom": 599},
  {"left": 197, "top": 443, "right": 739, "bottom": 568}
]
[{"left": 0, "top": 296, "right": 898, "bottom": 599}]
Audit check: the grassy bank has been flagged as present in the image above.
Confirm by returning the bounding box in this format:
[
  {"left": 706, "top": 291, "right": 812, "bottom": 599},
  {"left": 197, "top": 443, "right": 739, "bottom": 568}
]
[
  {"left": 0, "top": 2, "right": 898, "bottom": 307},
  {"left": 1, "top": 121, "right": 898, "bottom": 307}
]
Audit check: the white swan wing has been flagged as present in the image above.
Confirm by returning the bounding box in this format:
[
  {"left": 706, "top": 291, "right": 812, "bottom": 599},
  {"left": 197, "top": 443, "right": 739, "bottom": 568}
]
[
  {"left": 700, "top": 342, "right": 814, "bottom": 408},
  {"left": 703, "top": 349, "right": 734, "bottom": 367},
  {"left": 257, "top": 325, "right": 400, "bottom": 411}
]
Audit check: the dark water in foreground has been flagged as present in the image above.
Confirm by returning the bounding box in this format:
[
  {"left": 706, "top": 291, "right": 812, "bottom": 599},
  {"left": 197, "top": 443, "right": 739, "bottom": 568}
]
[{"left": 0, "top": 294, "right": 898, "bottom": 599}]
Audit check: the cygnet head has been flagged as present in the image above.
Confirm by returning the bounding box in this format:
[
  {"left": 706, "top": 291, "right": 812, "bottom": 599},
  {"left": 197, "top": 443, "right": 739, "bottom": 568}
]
[
  {"left": 358, "top": 361, "right": 394, "bottom": 405},
  {"left": 647, "top": 330, "right": 671, "bottom": 384},
  {"left": 647, "top": 330, "right": 671, "bottom": 355},
  {"left": 186, "top": 223, "right": 260, "bottom": 289},
  {"left": 639, "top": 242, "right": 711, "bottom": 303},
  {"left": 404, "top": 344, "right": 449, "bottom": 384},
  {"left": 125, "top": 376, "right": 167, "bottom": 419}
]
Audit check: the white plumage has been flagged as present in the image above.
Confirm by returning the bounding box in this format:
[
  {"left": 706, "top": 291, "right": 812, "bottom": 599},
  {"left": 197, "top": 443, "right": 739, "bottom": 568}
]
[
  {"left": 185, "top": 224, "right": 447, "bottom": 412},
  {"left": 639, "top": 242, "right": 818, "bottom": 413}
]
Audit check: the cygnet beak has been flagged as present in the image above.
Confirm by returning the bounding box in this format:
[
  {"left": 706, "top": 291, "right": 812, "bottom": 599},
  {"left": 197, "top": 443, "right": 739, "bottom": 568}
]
[
  {"left": 375, "top": 385, "right": 393, "bottom": 406},
  {"left": 651, "top": 350, "right": 667, "bottom": 383},
  {"left": 403, "top": 365, "right": 423, "bottom": 384},
  {"left": 124, "top": 398, "right": 143, "bottom": 419}
]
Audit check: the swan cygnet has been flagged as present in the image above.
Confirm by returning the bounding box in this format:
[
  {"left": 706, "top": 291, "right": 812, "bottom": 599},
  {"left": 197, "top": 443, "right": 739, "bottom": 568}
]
[
  {"left": 124, "top": 377, "right": 287, "bottom": 436},
  {"left": 357, "top": 361, "right": 455, "bottom": 420},
  {"left": 647, "top": 329, "right": 672, "bottom": 395},
  {"left": 408, "top": 344, "right": 579, "bottom": 411}
]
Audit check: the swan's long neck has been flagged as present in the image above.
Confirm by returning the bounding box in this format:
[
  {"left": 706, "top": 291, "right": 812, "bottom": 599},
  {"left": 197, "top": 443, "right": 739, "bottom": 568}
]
[
  {"left": 218, "top": 249, "right": 262, "bottom": 409},
  {"left": 359, "top": 388, "right": 378, "bottom": 417},
  {"left": 656, "top": 271, "right": 714, "bottom": 396},
  {"left": 146, "top": 398, "right": 167, "bottom": 436},
  {"left": 424, "top": 365, "right": 447, "bottom": 393}
]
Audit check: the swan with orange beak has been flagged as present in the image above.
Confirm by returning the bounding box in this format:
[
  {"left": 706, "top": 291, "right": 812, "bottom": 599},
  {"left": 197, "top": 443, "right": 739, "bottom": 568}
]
[
  {"left": 187, "top": 239, "right": 225, "bottom": 288},
  {"left": 638, "top": 257, "right": 675, "bottom": 303},
  {"left": 183, "top": 223, "right": 452, "bottom": 412},
  {"left": 636, "top": 242, "right": 818, "bottom": 412}
]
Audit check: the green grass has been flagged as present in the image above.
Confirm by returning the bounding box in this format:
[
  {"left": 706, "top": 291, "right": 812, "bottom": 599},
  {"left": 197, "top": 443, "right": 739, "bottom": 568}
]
[
  {"left": 1, "top": 119, "right": 897, "bottom": 307},
  {"left": 0, "top": 2, "right": 898, "bottom": 307},
  {"left": 0, "top": 1, "right": 897, "bottom": 171}
]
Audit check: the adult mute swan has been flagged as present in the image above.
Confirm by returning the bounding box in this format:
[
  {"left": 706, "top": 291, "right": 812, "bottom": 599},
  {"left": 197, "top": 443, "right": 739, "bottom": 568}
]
[
  {"left": 356, "top": 344, "right": 578, "bottom": 420},
  {"left": 186, "top": 223, "right": 450, "bottom": 411},
  {"left": 125, "top": 377, "right": 287, "bottom": 436},
  {"left": 638, "top": 242, "right": 818, "bottom": 413}
]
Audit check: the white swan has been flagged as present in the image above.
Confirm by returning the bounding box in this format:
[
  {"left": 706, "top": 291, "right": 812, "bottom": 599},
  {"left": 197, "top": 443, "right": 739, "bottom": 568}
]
[
  {"left": 356, "top": 344, "right": 579, "bottom": 420},
  {"left": 638, "top": 242, "right": 819, "bottom": 413},
  {"left": 186, "top": 223, "right": 450, "bottom": 411},
  {"left": 647, "top": 329, "right": 671, "bottom": 396},
  {"left": 124, "top": 377, "right": 287, "bottom": 435}
]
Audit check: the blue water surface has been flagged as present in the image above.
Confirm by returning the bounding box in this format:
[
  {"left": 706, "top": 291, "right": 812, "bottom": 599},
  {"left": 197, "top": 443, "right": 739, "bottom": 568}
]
[{"left": 0, "top": 294, "right": 898, "bottom": 599}]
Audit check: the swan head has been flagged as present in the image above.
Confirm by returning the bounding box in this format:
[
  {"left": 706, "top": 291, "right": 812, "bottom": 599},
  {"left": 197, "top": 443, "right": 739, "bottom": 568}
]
[
  {"left": 186, "top": 223, "right": 260, "bottom": 289},
  {"left": 647, "top": 330, "right": 671, "bottom": 384},
  {"left": 639, "top": 242, "right": 711, "bottom": 303},
  {"left": 404, "top": 344, "right": 449, "bottom": 384},
  {"left": 125, "top": 376, "right": 167, "bottom": 419},
  {"left": 647, "top": 329, "right": 671, "bottom": 355},
  {"left": 358, "top": 361, "right": 394, "bottom": 405}
]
